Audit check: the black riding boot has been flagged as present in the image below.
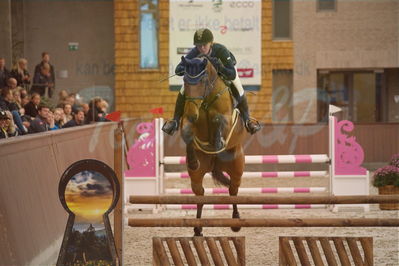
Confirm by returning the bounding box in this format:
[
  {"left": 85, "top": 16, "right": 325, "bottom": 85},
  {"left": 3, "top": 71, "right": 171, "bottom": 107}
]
[
  {"left": 237, "top": 94, "right": 261, "bottom": 135},
  {"left": 162, "top": 93, "right": 185, "bottom": 135}
]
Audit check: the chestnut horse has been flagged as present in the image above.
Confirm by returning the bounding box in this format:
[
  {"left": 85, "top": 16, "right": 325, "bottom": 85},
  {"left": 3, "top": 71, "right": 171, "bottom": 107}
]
[{"left": 180, "top": 56, "right": 246, "bottom": 236}]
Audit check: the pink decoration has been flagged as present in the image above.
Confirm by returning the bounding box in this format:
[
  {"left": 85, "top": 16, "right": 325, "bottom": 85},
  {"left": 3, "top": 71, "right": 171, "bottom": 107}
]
[
  {"left": 295, "top": 155, "right": 312, "bottom": 163},
  {"left": 125, "top": 121, "right": 156, "bottom": 177},
  {"left": 293, "top": 188, "right": 310, "bottom": 193},
  {"left": 262, "top": 155, "right": 278, "bottom": 163},
  {"left": 262, "top": 172, "right": 278, "bottom": 178},
  {"left": 295, "top": 205, "right": 311, "bottom": 209},
  {"left": 334, "top": 117, "right": 367, "bottom": 175},
  {"left": 213, "top": 188, "right": 229, "bottom": 193},
  {"left": 294, "top": 171, "right": 310, "bottom": 177},
  {"left": 262, "top": 205, "right": 278, "bottom": 209},
  {"left": 261, "top": 188, "right": 278, "bottom": 193}
]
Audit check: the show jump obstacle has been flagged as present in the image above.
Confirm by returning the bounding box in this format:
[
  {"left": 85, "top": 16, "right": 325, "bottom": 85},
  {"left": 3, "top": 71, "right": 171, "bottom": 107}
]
[{"left": 124, "top": 105, "right": 370, "bottom": 211}]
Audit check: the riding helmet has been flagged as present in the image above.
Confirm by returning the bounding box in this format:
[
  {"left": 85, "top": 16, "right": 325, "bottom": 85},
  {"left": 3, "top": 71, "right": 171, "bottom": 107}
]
[{"left": 193, "top": 28, "right": 214, "bottom": 45}]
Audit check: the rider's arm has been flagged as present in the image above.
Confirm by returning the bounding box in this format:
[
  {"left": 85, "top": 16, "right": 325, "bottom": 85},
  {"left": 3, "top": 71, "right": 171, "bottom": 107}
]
[
  {"left": 175, "top": 47, "right": 200, "bottom": 76},
  {"left": 213, "top": 46, "right": 236, "bottom": 80}
]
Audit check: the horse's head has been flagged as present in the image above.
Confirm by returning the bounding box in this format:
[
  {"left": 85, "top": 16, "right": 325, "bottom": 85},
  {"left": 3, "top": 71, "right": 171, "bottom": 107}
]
[{"left": 182, "top": 56, "right": 217, "bottom": 123}]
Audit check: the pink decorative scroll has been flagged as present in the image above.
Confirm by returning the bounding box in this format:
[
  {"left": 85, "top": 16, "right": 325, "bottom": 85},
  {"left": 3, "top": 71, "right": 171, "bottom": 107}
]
[
  {"left": 125, "top": 121, "right": 156, "bottom": 177},
  {"left": 334, "top": 118, "right": 367, "bottom": 175}
]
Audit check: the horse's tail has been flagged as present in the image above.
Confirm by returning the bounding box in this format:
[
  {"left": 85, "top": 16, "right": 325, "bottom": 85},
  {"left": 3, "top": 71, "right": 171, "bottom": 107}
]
[{"left": 211, "top": 170, "right": 231, "bottom": 187}]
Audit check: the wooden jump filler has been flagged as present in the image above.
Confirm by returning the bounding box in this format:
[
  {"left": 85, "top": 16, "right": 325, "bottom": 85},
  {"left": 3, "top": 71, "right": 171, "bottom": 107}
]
[
  {"left": 279, "top": 236, "right": 373, "bottom": 266},
  {"left": 153, "top": 236, "right": 245, "bottom": 266}
]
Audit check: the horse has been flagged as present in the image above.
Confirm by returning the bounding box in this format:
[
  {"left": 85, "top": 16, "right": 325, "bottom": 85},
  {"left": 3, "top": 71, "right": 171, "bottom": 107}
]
[{"left": 179, "top": 56, "right": 246, "bottom": 236}]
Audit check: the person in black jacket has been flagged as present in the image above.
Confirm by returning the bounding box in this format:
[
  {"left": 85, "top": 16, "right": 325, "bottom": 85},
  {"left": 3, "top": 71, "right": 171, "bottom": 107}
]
[
  {"left": 10, "top": 58, "right": 31, "bottom": 90},
  {"left": 162, "top": 28, "right": 260, "bottom": 136},
  {"left": 24, "top": 93, "right": 41, "bottom": 118},
  {"left": 63, "top": 109, "right": 85, "bottom": 128},
  {"left": 0, "top": 57, "right": 10, "bottom": 89},
  {"left": 31, "top": 63, "right": 54, "bottom": 98}
]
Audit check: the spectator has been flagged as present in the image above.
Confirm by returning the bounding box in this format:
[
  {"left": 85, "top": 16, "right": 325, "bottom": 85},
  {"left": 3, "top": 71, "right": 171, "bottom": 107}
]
[
  {"left": 53, "top": 108, "right": 65, "bottom": 128},
  {"left": 31, "top": 63, "right": 54, "bottom": 98},
  {"left": 3, "top": 77, "right": 18, "bottom": 92},
  {"left": 47, "top": 111, "right": 59, "bottom": 130},
  {"left": 66, "top": 93, "right": 80, "bottom": 113},
  {"left": 57, "top": 89, "right": 69, "bottom": 107},
  {"left": 86, "top": 97, "right": 108, "bottom": 124},
  {"left": 20, "top": 93, "right": 29, "bottom": 107},
  {"left": 29, "top": 104, "right": 50, "bottom": 133},
  {"left": 13, "top": 89, "right": 30, "bottom": 132},
  {"left": 63, "top": 109, "right": 85, "bottom": 128},
  {"left": 24, "top": 93, "right": 41, "bottom": 118},
  {"left": 63, "top": 103, "right": 73, "bottom": 123},
  {"left": 10, "top": 58, "right": 31, "bottom": 90},
  {"left": 34, "top": 52, "right": 55, "bottom": 87},
  {"left": 81, "top": 103, "right": 90, "bottom": 116},
  {"left": 0, "top": 110, "right": 18, "bottom": 139},
  {"left": 0, "top": 57, "right": 10, "bottom": 89}
]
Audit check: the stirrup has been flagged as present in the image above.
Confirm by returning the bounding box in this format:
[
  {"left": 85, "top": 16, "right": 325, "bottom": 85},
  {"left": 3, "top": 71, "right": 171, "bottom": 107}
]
[
  {"left": 162, "top": 120, "right": 178, "bottom": 135},
  {"left": 245, "top": 118, "right": 261, "bottom": 135}
]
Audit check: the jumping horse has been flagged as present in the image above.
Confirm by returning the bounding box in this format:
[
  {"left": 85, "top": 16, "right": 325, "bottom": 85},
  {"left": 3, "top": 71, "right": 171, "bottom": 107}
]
[{"left": 179, "top": 56, "right": 246, "bottom": 236}]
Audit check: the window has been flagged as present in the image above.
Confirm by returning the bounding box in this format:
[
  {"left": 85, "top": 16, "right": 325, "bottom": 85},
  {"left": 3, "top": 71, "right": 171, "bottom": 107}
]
[
  {"left": 139, "top": 0, "right": 158, "bottom": 69},
  {"left": 317, "top": 0, "right": 336, "bottom": 11},
  {"left": 317, "top": 70, "right": 391, "bottom": 123},
  {"left": 272, "top": 70, "right": 293, "bottom": 122},
  {"left": 273, "top": 0, "right": 291, "bottom": 39}
]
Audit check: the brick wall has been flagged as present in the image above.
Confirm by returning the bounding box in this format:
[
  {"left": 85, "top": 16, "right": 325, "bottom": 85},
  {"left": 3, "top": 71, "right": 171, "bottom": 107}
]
[{"left": 114, "top": 0, "right": 293, "bottom": 123}]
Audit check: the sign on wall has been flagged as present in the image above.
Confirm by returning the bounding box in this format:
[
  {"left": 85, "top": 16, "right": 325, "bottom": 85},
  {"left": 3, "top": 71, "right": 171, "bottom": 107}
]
[{"left": 169, "top": 0, "right": 262, "bottom": 91}]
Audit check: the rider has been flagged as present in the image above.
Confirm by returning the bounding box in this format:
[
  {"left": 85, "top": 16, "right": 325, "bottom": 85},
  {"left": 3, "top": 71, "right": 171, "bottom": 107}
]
[{"left": 162, "top": 28, "right": 261, "bottom": 136}]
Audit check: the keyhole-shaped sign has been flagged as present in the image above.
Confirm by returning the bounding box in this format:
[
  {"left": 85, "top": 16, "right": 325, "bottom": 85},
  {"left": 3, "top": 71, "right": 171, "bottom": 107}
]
[{"left": 57, "top": 159, "right": 119, "bottom": 265}]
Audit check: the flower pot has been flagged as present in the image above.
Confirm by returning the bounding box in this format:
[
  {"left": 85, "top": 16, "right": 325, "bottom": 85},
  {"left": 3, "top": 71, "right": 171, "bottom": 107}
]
[{"left": 378, "top": 185, "right": 399, "bottom": 210}]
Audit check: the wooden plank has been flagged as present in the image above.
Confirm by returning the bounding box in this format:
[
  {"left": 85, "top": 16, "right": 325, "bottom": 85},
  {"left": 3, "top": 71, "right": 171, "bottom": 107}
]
[
  {"left": 153, "top": 237, "right": 170, "bottom": 266},
  {"left": 305, "top": 237, "right": 324, "bottom": 266},
  {"left": 279, "top": 237, "right": 297, "bottom": 266},
  {"left": 293, "top": 238, "right": 311, "bottom": 266},
  {"left": 332, "top": 238, "right": 351, "bottom": 266},
  {"left": 179, "top": 238, "right": 197, "bottom": 266},
  {"left": 346, "top": 238, "right": 364, "bottom": 266},
  {"left": 205, "top": 237, "right": 224, "bottom": 266},
  {"left": 114, "top": 125, "right": 123, "bottom": 264},
  {"left": 219, "top": 237, "right": 238, "bottom": 266},
  {"left": 360, "top": 238, "right": 373, "bottom": 266},
  {"left": 166, "top": 238, "right": 184, "bottom": 266},
  {"left": 319, "top": 238, "right": 338, "bottom": 266},
  {"left": 193, "top": 237, "right": 210, "bottom": 266},
  {"left": 231, "top": 237, "right": 246, "bottom": 266}
]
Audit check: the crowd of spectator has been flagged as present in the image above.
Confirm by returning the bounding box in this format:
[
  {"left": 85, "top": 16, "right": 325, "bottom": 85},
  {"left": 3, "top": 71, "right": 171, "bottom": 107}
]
[{"left": 0, "top": 53, "right": 110, "bottom": 139}]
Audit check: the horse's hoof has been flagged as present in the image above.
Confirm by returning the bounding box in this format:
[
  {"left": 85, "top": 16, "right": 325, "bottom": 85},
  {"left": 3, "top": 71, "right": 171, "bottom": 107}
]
[
  {"left": 231, "top": 226, "right": 241, "bottom": 232},
  {"left": 194, "top": 227, "right": 203, "bottom": 236}
]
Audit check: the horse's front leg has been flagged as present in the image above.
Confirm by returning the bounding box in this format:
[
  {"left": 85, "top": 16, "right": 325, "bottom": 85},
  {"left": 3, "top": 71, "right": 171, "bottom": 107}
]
[
  {"left": 182, "top": 120, "right": 199, "bottom": 171},
  {"left": 229, "top": 176, "right": 242, "bottom": 232},
  {"left": 191, "top": 176, "right": 205, "bottom": 236}
]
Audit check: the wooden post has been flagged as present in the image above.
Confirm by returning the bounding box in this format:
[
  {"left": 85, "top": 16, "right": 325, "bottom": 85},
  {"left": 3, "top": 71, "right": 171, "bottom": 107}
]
[{"left": 114, "top": 122, "right": 124, "bottom": 264}]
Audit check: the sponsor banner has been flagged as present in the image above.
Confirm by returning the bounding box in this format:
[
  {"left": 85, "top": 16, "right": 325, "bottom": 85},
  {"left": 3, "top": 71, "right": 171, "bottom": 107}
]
[{"left": 169, "top": 0, "right": 261, "bottom": 89}]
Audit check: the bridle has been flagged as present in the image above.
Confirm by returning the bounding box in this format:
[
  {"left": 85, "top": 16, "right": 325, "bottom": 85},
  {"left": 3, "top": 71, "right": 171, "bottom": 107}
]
[{"left": 184, "top": 65, "right": 228, "bottom": 111}]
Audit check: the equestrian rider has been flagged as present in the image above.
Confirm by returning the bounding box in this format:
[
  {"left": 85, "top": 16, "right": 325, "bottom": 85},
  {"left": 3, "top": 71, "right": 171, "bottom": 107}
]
[{"left": 162, "top": 28, "right": 261, "bottom": 136}]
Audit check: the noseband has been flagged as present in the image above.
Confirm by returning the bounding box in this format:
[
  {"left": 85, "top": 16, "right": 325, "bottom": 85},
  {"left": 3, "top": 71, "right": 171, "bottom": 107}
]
[{"left": 184, "top": 69, "right": 226, "bottom": 111}]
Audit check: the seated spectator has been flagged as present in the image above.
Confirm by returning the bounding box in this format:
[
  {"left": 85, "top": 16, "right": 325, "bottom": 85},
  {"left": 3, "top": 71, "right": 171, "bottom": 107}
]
[
  {"left": 2, "top": 77, "right": 18, "bottom": 92},
  {"left": 29, "top": 104, "right": 50, "bottom": 133},
  {"left": 10, "top": 58, "right": 31, "bottom": 90},
  {"left": 31, "top": 63, "right": 54, "bottom": 98},
  {"left": 24, "top": 93, "right": 41, "bottom": 118},
  {"left": 0, "top": 58, "right": 10, "bottom": 89},
  {"left": 47, "top": 111, "right": 59, "bottom": 130},
  {"left": 0, "top": 110, "right": 18, "bottom": 139},
  {"left": 0, "top": 87, "right": 28, "bottom": 134},
  {"left": 86, "top": 97, "right": 108, "bottom": 124},
  {"left": 57, "top": 89, "right": 69, "bottom": 108},
  {"left": 63, "top": 109, "right": 85, "bottom": 128},
  {"left": 82, "top": 103, "right": 90, "bottom": 116},
  {"left": 34, "top": 52, "right": 55, "bottom": 86},
  {"left": 63, "top": 103, "right": 73, "bottom": 123},
  {"left": 53, "top": 108, "right": 65, "bottom": 128}
]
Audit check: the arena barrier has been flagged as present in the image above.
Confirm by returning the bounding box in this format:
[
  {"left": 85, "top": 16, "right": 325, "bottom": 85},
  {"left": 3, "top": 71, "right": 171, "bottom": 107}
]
[{"left": 125, "top": 105, "right": 370, "bottom": 211}]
